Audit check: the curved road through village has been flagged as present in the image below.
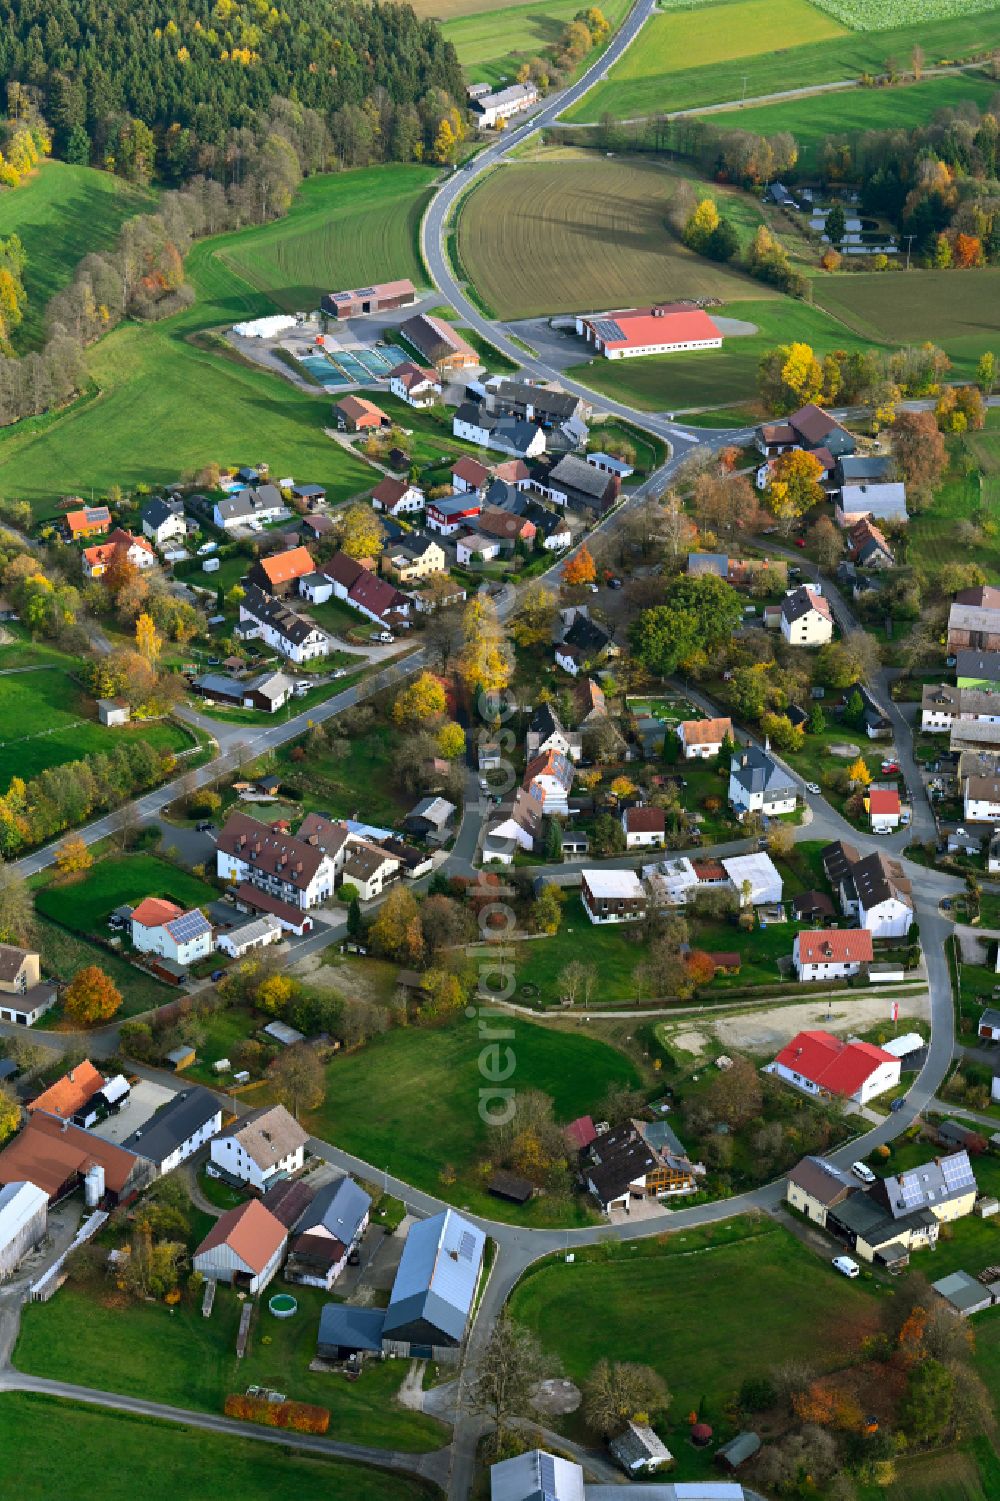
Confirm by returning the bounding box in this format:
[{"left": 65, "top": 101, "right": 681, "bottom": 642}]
[{"left": 0, "top": 12, "right": 975, "bottom": 1497}]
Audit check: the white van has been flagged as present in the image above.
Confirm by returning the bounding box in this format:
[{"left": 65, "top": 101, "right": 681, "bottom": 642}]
[
  {"left": 832, "top": 1255, "right": 860, "bottom": 1279},
  {"left": 851, "top": 1161, "right": 876, "bottom": 1185},
  {"left": 377, "top": 631, "right": 395, "bottom": 644}
]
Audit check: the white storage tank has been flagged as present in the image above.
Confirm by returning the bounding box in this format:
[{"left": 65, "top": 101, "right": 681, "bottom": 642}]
[{"left": 85, "top": 1163, "right": 105, "bottom": 1208}]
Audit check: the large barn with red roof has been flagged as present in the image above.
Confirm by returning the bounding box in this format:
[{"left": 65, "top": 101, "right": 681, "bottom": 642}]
[
  {"left": 767, "top": 1029, "right": 900, "bottom": 1107},
  {"left": 575, "top": 302, "right": 723, "bottom": 360}
]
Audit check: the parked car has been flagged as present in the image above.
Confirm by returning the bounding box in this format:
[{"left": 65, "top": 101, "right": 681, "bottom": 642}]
[
  {"left": 794, "top": 537, "right": 806, "bottom": 548},
  {"left": 832, "top": 1255, "right": 860, "bottom": 1279},
  {"left": 195, "top": 821, "right": 215, "bottom": 834},
  {"left": 805, "top": 782, "right": 820, "bottom": 795},
  {"left": 890, "top": 1097, "right": 906, "bottom": 1113},
  {"left": 851, "top": 1161, "right": 876, "bottom": 1185},
  {"left": 607, "top": 577, "right": 623, "bottom": 589}
]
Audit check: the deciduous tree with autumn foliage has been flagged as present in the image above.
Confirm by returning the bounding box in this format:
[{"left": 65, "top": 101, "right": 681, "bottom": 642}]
[{"left": 64, "top": 965, "right": 123, "bottom": 1025}]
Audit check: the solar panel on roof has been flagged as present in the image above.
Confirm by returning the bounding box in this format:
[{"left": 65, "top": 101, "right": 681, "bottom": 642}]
[
  {"left": 168, "top": 911, "right": 208, "bottom": 943},
  {"left": 458, "top": 1229, "right": 477, "bottom": 1261},
  {"left": 591, "top": 318, "right": 625, "bottom": 343},
  {"left": 895, "top": 1172, "right": 925, "bottom": 1211},
  {"left": 356, "top": 287, "right": 376, "bottom": 296},
  {"left": 539, "top": 1452, "right": 556, "bottom": 1497},
  {"left": 941, "top": 1153, "right": 975, "bottom": 1192}
]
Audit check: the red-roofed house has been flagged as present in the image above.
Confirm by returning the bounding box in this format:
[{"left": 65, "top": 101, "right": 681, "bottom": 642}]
[
  {"left": 65, "top": 505, "right": 111, "bottom": 540},
  {"left": 622, "top": 805, "right": 666, "bottom": 849},
  {"left": 523, "top": 749, "right": 574, "bottom": 816},
  {"left": 564, "top": 1115, "right": 598, "bottom": 1153},
  {"left": 250, "top": 546, "right": 316, "bottom": 596},
  {"left": 576, "top": 303, "right": 722, "bottom": 361},
  {"left": 452, "top": 456, "right": 490, "bottom": 495},
  {"left": 792, "top": 929, "right": 873, "bottom": 983},
  {"left": 768, "top": 1029, "right": 899, "bottom": 1105},
  {"left": 130, "top": 898, "right": 214, "bottom": 966},
  {"left": 371, "top": 477, "right": 425, "bottom": 516},
  {"left": 348, "top": 569, "right": 409, "bottom": 626},
  {"left": 389, "top": 363, "right": 441, "bottom": 408},
  {"left": 868, "top": 788, "right": 901, "bottom": 833},
  {"left": 82, "top": 529, "right": 156, "bottom": 579}
]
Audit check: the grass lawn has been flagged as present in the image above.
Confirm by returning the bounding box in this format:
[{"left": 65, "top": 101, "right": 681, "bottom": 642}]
[
  {"left": 0, "top": 668, "right": 190, "bottom": 787},
  {"left": 713, "top": 71, "right": 1000, "bottom": 175},
  {"left": 174, "top": 1005, "right": 264, "bottom": 1085},
  {"left": 0, "top": 171, "right": 425, "bottom": 510},
  {"left": 443, "top": 0, "right": 629, "bottom": 84},
  {"left": 275, "top": 724, "right": 410, "bottom": 826},
  {"left": 308, "top": 1012, "right": 639, "bottom": 1224},
  {"left": 215, "top": 166, "right": 436, "bottom": 312},
  {"left": 457, "top": 151, "right": 773, "bottom": 319},
  {"left": 0, "top": 1392, "right": 434, "bottom": 1501},
  {"left": 509, "top": 1218, "right": 885, "bottom": 1463},
  {"left": 512, "top": 894, "right": 651, "bottom": 1005},
  {"left": 0, "top": 161, "right": 155, "bottom": 351},
  {"left": 35, "top": 853, "right": 217, "bottom": 936},
  {"left": 565, "top": 4, "right": 1000, "bottom": 120},
  {"left": 34, "top": 913, "right": 173, "bottom": 1019},
  {"left": 690, "top": 913, "right": 804, "bottom": 989},
  {"left": 569, "top": 296, "right": 879, "bottom": 412},
  {"left": 812, "top": 268, "right": 1000, "bottom": 383},
  {"left": 902, "top": 422, "right": 1000, "bottom": 575}
]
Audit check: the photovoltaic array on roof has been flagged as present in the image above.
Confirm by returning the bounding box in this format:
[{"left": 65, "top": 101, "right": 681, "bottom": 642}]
[
  {"left": 539, "top": 1452, "right": 557, "bottom": 1498},
  {"left": 941, "top": 1151, "right": 976, "bottom": 1194},
  {"left": 459, "top": 1229, "right": 477, "bottom": 1262},
  {"left": 894, "top": 1172, "right": 925, "bottom": 1212},
  {"left": 166, "top": 910, "right": 209, "bottom": 943},
  {"left": 592, "top": 318, "right": 624, "bottom": 343},
  {"left": 357, "top": 287, "right": 376, "bottom": 296},
  {"left": 86, "top": 508, "right": 106, "bottom": 522}
]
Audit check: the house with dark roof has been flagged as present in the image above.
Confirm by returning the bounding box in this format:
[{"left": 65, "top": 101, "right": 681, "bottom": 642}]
[
  {"left": 837, "top": 680, "right": 891, "bottom": 739},
  {"left": 400, "top": 314, "right": 479, "bottom": 373},
  {"left": 453, "top": 402, "right": 547, "bottom": 460},
  {"left": 285, "top": 1175, "right": 371, "bottom": 1290},
  {"left": 824, "top": 1151, "right": 978, "bottom": 1268},
  {"left": 213, "top": 484, "right": 286, "bottom": 530},
  {"left": 141, "top": 496, "right": 186, "bottom": 548},
  {"left": 533, "top": 452, "right": 620, "bottom": 514},
  {"left": 216, "top": 811, "right": 338, "bottom": 910},
  {"left": 526, "top": 702, "right": 582, "bottom": 763},
  {"left": 388, "top": 362, "right": 441, "bottom": 407},
  {"left": 757, "top": 402, "right": 856, "bottom": 460},
  {"left": 727, "top": 746, "right": 797, "bottom": 819},
  {"left": 371, "top": 477, "right": 425, "bottom": 516},
  {"left": 848, "top": 850, "right": 913, "bottom": 936},
  {"left": 122, "top": 1087, "right": 222, "bottom": 1175},
  {"left": 317, "top": 1304, "right": 389, "bottom": 1362},
  {"left": 582, "top": 1122, "right": 699, "bottom": 1213},
  {"left": 555, "top": 609, "right": 617, "bottom": 677},
  {"left": 785, "top": 1155, "right": 856, "bottom": 1226},
  {"left": 238, "top": 584, "right": 331, "bottom": 664},
  {"left": 781, "top": 586, "right": 833, "bottom": 646},
  {"left": 849, "top": 518, "right": 895, "bottom": 570}
]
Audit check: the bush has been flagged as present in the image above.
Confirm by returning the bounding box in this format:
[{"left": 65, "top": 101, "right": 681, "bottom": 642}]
[{"left": 223, "top": 1395, "right": 329, "bottom": 1434}]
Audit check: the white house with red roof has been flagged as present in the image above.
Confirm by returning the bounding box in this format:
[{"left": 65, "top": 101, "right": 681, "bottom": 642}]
[
  {"left": 522, "top": 749, "right": 574, "bottom": 817},
  {"left": 575, "top": 303, "right": 722, "bottom": 361},
  {"left": 767, "top": 1029, "right": 900, "bottom": 1106},
  {"left": 388, "top": 362, "right": 441, "bottom": 408},
  {"left": 452, "top": 456, "right": 490, "bottom": 495},
  {"left": 130, "top": 898, "right": 214, "bottom": 966},
  {"left": 868, "top": 787, "right": 901, "bottom": 833},
  {"left": 792, "top": 929, "right": 873, "bottom": 983},
  {"left": 426, "top": 495, "right": 483, "bottom": 536},
  {"left": 371, "top": 477, "right": 425, "bottom": 516},
  {"left": 82, "top": 528, "right": 156, "bottom": 579},
  {"left": 622, "top": 805, "right": 666, "bottom": 849}
]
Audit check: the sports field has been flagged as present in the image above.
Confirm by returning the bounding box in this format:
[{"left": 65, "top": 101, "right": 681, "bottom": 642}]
[
  {"left": 812, "top": 268, "right": 1000, "bottom": 377},
  {"left": 0, "top": 172, "right": 412, "bottom": 507},
  {"left": 568, "top": 296, "right": 878, "bottom": 412},
  {"left": 710, "top": 70, "right": 1000, "bottom": 173},
  {"left": 457, "top": 153, "right": 771, "bottom": 318},
  {"left": 0, "top": 668, "right": 189, "bottom": 786},
  {"left": 0, "top": 161, "right": 154, "bottom": 350},
  {"left": 443, "top": 0, "right": 629, "bottom": 83},
  {"left": 565, "top": 4, "right": 1000, "bottom": 119},
  {"left": 216, "top": 166, "right": 435, "bottom": 311}
]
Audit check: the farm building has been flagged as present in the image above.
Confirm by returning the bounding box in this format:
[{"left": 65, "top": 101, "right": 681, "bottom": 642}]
[
  {"left": 575, "top": 302, "right": 722, "bottom": 360},
  {"left": 97, "top": 697, "right": 130, "bottom": 727},
  {"left": 122, "top": 1087, "right": 222, "bottom": 1175},
  {"left": 193, "top": 1199, "right": 288, "bottom": 1294},
  {"left": 334, "top": 395, "right": 390, "bottom": 433},
  {"left": 470, "top": 81, "right": 538, "bottom": 128},
  {"left": 382, "top": 1207, "right": 485, "bottom": 1355},
  {"left": 320, "top": 279, "right": 415, "bottom": 318},
  {"left": 400, "top": 314, "right": 479, "bottom": 373},
  {"left": 0, "top": 1181, "right": 47, "bottom": 1281},
  {"left": 210, "top": 1104, "right": 308, "bottom": 1192},
  {"left": 191, "top": 670, "right": 293, "bottom": 714},
  {"left": 0, "top": 1112, "right": 148, "bottom": 1205},
  {"left": 28, "top": 1061, "right": 106, "bottom": 1120}
]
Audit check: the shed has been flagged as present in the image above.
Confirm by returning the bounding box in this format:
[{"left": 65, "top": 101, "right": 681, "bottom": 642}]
[
  {"left": 0, "top": 1180, "right": 48, "bottom": 1280},
  {"left": 317, "top": 1304, "right": 386, "bottom": 1361},
  {"left": 716, "top": 1431, "right": 761, "bottom": 1470},
  {"left": 263, "top": 1020, "right": 305, "bottom": 1047},
  {"left": 97, "top": 697, "right": 130, "bottom": 727},
  {"left": 488, "top": 1170, "right": 533, "bottom": 1204},
  {"left": 164, "top": 1046, "right": 195, "bottom": 1071},
  {"left": 932, "top": 1269, "right": 993, "bottom": 1317}
]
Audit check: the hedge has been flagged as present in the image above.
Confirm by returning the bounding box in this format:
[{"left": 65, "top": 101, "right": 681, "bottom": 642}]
[{"left": 224, "top": 1394, "right": 329, "bottom": 1434}]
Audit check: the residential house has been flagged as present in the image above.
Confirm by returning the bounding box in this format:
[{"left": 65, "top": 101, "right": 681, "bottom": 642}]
[
  {"left": 792, "top": 890, "right": 836, "bottom": 923},
  {"left": 957, "top": 649, "right": 1000, "bottom": 689},
  {"left": 728, "top": 746, "right": 797, "bottom": 819},
  {"left": 836, "top": 482, "right": 909, "bottom": 528},
  {"left": 381, "top": 1207, "right": 485, "bottom": 1355},
  {"left": 838, "top": 680, "right": 891, "bottom": 739},
  {"left": 757, "top": 446, "right": 835, "bottom": 491},
  {"left": 388, "top": 362, "right": 441, "bottom": 407},
  {"left": 487, "top": 380, "right": 589, "bottom": 444},
  {"left": 213, "top": 484, "right": 286, "bottom": 530},
  {"left": 141, "top": 497, "right": 186, "bottom": 548},
  {"left": 756, "top": 403, "right": 856, "bottom": 460},
  {"left": 767, "top": 1029, "right": 900, "bottom": 1106},
  {"left": 486, "top": 790, "right": 543, "bottom": 857},
  {"left": 781, "top": 586, "right": 834, "bottom": 646},
  {"left": 82, "top": 528, "right": 156, "bottom": 579},
  {"left": 426, "top": 494, "right": 483, "bottom": 536},
  {"left": 453, "top": 401, "right": 546, "bottom": 459},
  {"left": 849, "top": 518, "right": 895, "bottom": 570},
  {"left": 526, "top": 703, "right": 582, "bottom": 763},
  {"left": 555, "top": 610, "right": 617, "bottom": 676},
  {"left": 192, "top": 1199, "right": 287, "bottom": 1294},
  {"left": 868, "top": 787, "right": 901, "bottom": 832},
  {"left": 284, "top": 1176, "right": 371, "bottom": 1290},
  {"left": 248, "top": 546, "right": 316, "bottom": 597},
  {"left": 216, "top": 811, "right": 338, "bottom": 911},
  {"left": 850, "top": 850, "right": 913, "bottom": 936},
  {"left": 383, "top": 535, "right": 446, "bottom": 584},
  {"left": 130, "top": 898, "right": 214, "bottom": 967},
  {"left": 380, "top": 836, "right": 434, "bottom": 881},
  {"left": 533, "top": 452, "right": 620, "bottom": 515},
  {"left": 575, "top": 677, "right": 607, "bottom": 726},
  {"left": 470, "top": 80, "right": 538, "bottom": 128},
  {"left": 964, "top": 774, "right": 1000, "bottom": 823},
  {"left": 191, "top": 670, "right": 293, "bottom": 714},
  {"left": 687, "top": 551, "right": 730, "bottom": 578},
  {"left": 923, "top": 683, "right": 1000, "bottom": 735},
  {"left": 0, "top": 945, "right": 55, "bottom": 1028},
  {"left": 122, "top": 1087, "right": 222, "bottom": 1176},
  {"left": 65, "top": 504, "right": 111, "bottom": 540},
  {"left": 576, "top": 302, "right": 722, "bottom": 360},
  {"left": 452, "top": 456, "right": 490, "bottom": 495},
  {"left": 581, "top": 870, "right": 647, "bottom": 924},
  {"left": 476, "top": 507, "right": 536, "bottom": 550},
  {"left": 582, "top": 1121, "right": 699, "bottom": 1212},
  {"left": 792, "top": 928, "right": 873, "bottom": 982},
  {"left": 340, "top": 840, "right": 402, "bottom": 900},
  {"left": 28, "top": 1060, "right": 105, "bottom": 1120},
  {"left": 721, "top": 852, "right": 783, "bottom": 906},
  {"left": 347, "top": 568, "right": 409, "bottom": 627},
  {"left": 334, "top": 395, "right": 390, "bottom": 433},
  {"left": 456, "top": 532, "right": 502, "bottom": 566},
  {"left": 948, "top": 585, "right": 1000, "bottom": 652},
  {"left": 523, "top": 749, "right": 574, "bottom": 817},
  {"left": 232, "top": 884, "right": 314, "bottom": 936},
  {"left": 609, "top": 1421, "right": 673, "bottom": 1476},
  {"left": 210, "top": 1104, "right": 309, "bottom": 1191},
  {"left": 0, "top": 1181, "right": 47, "bottom": 1281},
  {"left": 785, "top": 1156, "right": 856, "bottom": 1226},
  {"left": 403, "top": 796, "right": 456, "bottom": 840},
  {"left": 675, "top": 716, "right": 732, "bottom": 759},
  {"left": 238, "top": 585, "right": 331, "bottom": 663},
  {"left": 372, "top": 477, "right": 425, "bottom": 516},
  {"left": 400, "top": 314, "right": 479, "bottom": 373},
  {"left": 0, "top": 1111, "right": 147, "bottom": 1205},
  {"left": 827, "top": 1151, "right": 977, "bottom": 1268},
  {"left": 622, "top": 805, "right": 666, "bottom": 849},
  {"left": 320, "top": 279, "right": 415, "bottom": 318},
  {"left": 645, "top": 856, "right": 699, "bottom": 907},
  {"left": 216, "top": 914, "right": 283, "bottom": 959},
  {"left": 524, "top": 500, "right": 571, "bottom": 550}
]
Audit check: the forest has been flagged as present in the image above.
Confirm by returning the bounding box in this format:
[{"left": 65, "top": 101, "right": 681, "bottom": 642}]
[{"left": 0, "top": 0, "right": 465, "bottom": 180}]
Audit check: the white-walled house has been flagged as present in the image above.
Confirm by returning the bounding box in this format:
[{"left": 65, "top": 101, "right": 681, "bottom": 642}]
[
  {"left": 966, "top": 774, "right": 1000, "bottom": 823},
  {"left": 581, "top": 870, "right": 647, "bottom": 924},
  {"left": 780, "top": 586, "right": 834, "bottom": 647},
  {"left": 122, "top": 1087, "right": 222, "bottom": 1176},
  {"left": 216, "top": 811, "right": 337, "bottom": 911},
  {"left": 217, "top": 914, "right": 283, "bottom": 959},
  {"left": 388, "top": 363, "right": 441, "bottom": 407},
  {"left": 767, "top": 1029, "right": 900, "bottom": 1106},
  {"left": 622, "top": 805, "right": 666, "bottom": 849},
  {"left": 130, "top": 898, "right": 214, "bottom": 966},
  {"left": 868, "top": 788, "right": 901, "bottom": 832},
  {"left": 676, "top": 716, "right": 732, "bottom": 759},
  {"left": 851, "top": 851, "right": 914, "bottom": 937},
  {"left": 371, "top": 477, "right": 425, "bottom": 516},
  {"left": 238, "top": 585, "right": 331, "bottom": 664},
  {"left": 728, "top": 747, "right": 797, "bottom": 819},
  {"left": 210, "top": 1104, "right": 309, "bottom": 1191},
  {"left": 792, "top": 929, "right": 873, "bottom": 983},
  {"left": 284, "top": 1176, "right": 371, "bottom": 1291},
  {"left": 721, "top": 852, "right": 783, "bottom": 907}
]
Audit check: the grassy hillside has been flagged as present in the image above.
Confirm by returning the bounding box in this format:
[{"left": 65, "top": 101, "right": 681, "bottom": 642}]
[
  {"left": 710, "top": 71, "right": 1000, "bottom": 173},
  {"left": 0, "top": 161, "right": 154, "bottom": 350},
  {"left": 565, "top": 1, "right": 1000, "bottom": 119},
  {"left": 443, "top": 0, "right": 630, "bottom": 84},
  {"left": 0, "top": 168, "right": 439, "bottom": 508},
  {"left": 215, "top": 165, "right": 436, "bottom": 310},
  {"left": 457, "top": 151, "right": 774, "bottom": 318}
]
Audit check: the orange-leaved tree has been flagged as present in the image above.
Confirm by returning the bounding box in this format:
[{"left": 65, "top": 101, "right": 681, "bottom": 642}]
[
  {"left": 562, "top": 544, "right": 596, "bottom": 586},
  {"left": 64, "top": 965, "right": 123, "bottom": 1025}
]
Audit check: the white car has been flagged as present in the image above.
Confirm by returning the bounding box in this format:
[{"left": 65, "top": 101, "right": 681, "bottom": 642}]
[
  {"left": 851, "top": 1161, "right": 876, "bottom": 1185},
  {"left": 832, "top": 1255, "right": 860, "bottom": 1279},
  {"left": 197, "top": 542, "right": 217, "bottom": 556},
  {"left": 805, "top": 782, "right": 820, "bottom": 795},
  {"left": 478, "top": 778, "right": 490, "bottom": 792}
]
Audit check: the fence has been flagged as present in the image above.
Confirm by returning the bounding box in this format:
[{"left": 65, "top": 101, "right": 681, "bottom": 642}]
[{"left": 29, "top": 1209, "right": 108, "bottom": 1302}]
